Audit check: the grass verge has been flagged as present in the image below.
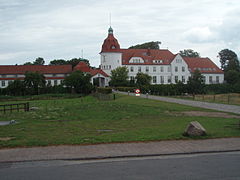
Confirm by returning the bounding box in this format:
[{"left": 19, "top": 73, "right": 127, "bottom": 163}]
[{"left": 0, "top": 94, "right": 239, "bottom": 148}]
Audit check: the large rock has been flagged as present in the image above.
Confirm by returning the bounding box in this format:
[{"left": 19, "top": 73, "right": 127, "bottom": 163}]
[{"left": 184, "top": 121, "right": 207, "bottom": 136}]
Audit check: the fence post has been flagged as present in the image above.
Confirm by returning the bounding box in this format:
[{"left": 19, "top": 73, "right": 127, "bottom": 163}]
[
  {"left": 4, "top": 105, "right": 6, "bottom": 114},
  {"left": 113, "top": 94, "right": 116, "bottom": 100},
  {"left": 228, "top": 95, "right": 230, "bottom": 104},
  {"left": 213, "top": 94, "right": 215, "bottom": 102}
]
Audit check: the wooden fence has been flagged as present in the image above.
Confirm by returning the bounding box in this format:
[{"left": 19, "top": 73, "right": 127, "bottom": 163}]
[{"left": 0, "top": 102, "right": 29, "bottom": 113}]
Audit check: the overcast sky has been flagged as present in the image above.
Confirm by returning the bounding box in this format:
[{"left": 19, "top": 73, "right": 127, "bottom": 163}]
[{"left": 0, "top": 0, "right": 239, "bottom": 67}]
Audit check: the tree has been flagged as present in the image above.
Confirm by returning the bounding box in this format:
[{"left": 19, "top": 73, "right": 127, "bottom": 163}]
[
  {"left": 64, "top": 70, "right": 93, "bottom": 94},
  {"left": 23, "top": 62, "right": 33, "bottom": 65},
  {"left": 135, "top": 72, "right": 152, "bottom": 87},
  {"left": 187, "top": 70, "right": 205, "bottom": 94},
  {"left": 33, "top": 57, "right": 45, "bottom": 65},
  {"left": 128, "top": 41, "right": 161, "bottom": 49},
  {"left": 218, "top": 49, "right": 240, "bottom": 72},
  {"left": 179, "top": 49, "right": 200, "bottom": 57},
  {"left": 49, "top": 59, "right": 68, "bottom": 65},
  {"left": 6, "top": 80, "right": 26, "bottom": 96},
  {"left": 179, "top": 49, "right": 200, "bottom": 58},
  {"left": 225, "top": 70, "right": 240, "bottom": 84},
  {"left": 24, "top": 71, "right": 46, "bottom": 95},
  {"left": 49, "top": 58, "right": 90, "bottom": 67},
  {"left": 109, "top": 66, "right": 129, "bottom": 87}
]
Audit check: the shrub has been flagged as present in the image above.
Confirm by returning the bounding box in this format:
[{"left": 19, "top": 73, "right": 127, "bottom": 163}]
[{"left": 97, "top": 87, "right": 112, "bottom": 94}]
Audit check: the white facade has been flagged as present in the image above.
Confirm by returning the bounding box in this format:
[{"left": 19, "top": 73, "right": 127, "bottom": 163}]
[{"left": 100, "top": 52, "right": 122, "bottom": 75}]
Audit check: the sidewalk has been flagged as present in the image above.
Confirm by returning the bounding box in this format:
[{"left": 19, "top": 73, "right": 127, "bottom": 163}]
[{"left": 0, "top": 138, "right": 240, "bottom": 163}]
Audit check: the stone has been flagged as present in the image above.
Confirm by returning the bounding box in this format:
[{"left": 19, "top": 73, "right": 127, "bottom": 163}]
[
  {"left": 30, "top": 107, "right": 39, "bottom": 111},
  {"left": 183, "top": 121, "right": 207, "bottom": 136}
]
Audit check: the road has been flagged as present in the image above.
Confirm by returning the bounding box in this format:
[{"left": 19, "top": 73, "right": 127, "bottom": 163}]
[
  {"left": 1, "top": 151, "right": 240, "bottom": 180},
  {"left": 118, "top": 91, "right": 240, "bottom": 114}
]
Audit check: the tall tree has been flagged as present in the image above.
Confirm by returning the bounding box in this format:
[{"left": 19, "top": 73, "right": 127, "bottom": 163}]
[
  {"left": 225, "top": 70, "right": 240, "bottom": 84},
  {"left": 109, "top": 66, "right": 129, "bottom": 87},
  {"left": 64, "top": 70, "right": 92, "bottom": 94},
  {"left": 218, "top": 49, "right": 239, "bottom": 72},
  {"left": 49, "top": 59, "right": 68, "bottom": 65},
  {"left": 24, "top": 71, "right": 46, "bottom": 95},
  {"left": 128, "top": 41, "right": 161, "bottom": 49},
  {"left": 187, "top": 70, "right": 205, "bottom": 94},
  {"left": 179, "top": 49, "right": 200, "bottom": 58},
  {"left": 6, "top": 80, "right": 26, "bottom": 96},
  {"left": 135, "top": 72, "right": 152, "bottom": 87},
  {"left": 33, "top": 57, "right": 45, "bottom": 65}
]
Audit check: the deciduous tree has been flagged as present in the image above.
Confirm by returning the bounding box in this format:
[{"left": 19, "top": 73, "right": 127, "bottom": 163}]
[
  {"left": 179, "top": 49, "right": 200, "bottom": 58},
  {"left": 109, "top": 66, "right": 129, "bottom": 87}
]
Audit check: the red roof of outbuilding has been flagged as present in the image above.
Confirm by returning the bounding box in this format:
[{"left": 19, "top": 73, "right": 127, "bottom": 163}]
[
  {"left": 0, "top": 65, "right": 72, "bottom": 74},
  {"left": 74, "top": 62, "right": 109, "bottom": 77},
  {"left": 183, "top": 57, "right": 223, "bottom": 74}
]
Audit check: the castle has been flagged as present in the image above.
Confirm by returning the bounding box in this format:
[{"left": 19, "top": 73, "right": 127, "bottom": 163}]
[
  {"left": 100, "top": 27, "right": 224, "bottom": 86},
  {"left": 0, "top": 27, "right": 224, "bottom": 88}
]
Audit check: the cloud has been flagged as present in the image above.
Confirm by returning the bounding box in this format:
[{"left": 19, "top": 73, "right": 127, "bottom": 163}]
[{"left": 182, "top": 27, "right": 215, "bottom": 43}]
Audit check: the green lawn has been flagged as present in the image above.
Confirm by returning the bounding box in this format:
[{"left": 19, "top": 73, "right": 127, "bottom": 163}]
[{"left": 0, "top": 94, "right": 239, "bottom": 148}]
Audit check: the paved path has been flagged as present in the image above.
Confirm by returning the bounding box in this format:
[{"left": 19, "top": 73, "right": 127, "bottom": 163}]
[
  {"left": 0, "top": 138, "right": 240, "bottom": 163},
  {"left": 118, "top": 92, "right": 240, "bottom": 114}
]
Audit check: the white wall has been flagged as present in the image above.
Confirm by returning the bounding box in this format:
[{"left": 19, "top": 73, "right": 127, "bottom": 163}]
[
  {"left": 170, "top": 54, "right": 191, "bottom": 84},
  {"left": 100, "top": 52, "right": 122, "bottom": 75}
]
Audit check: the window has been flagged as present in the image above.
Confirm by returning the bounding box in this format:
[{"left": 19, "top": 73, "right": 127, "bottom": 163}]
[
  {"left": 54, "top": 80, "right": 58, "bottom": 86},
  {"left": 153, "top": 76, "right": 157, "bottom": 83},
  {"left": 175, "top": 66, "right": 178, "bottom": 72},
  {"left": 182, "top": 67, "right": 185, "bottom": 72},
  {"left": 146, "top": 66, "right": 149, "bottom": 73},
  {"left": 176, "top": 59, "right": 182, "bottom": 63},
  {"left": 130, "top": 76, "right": 135, "bottom": 81},
  {"left": 1, "top": 81, "right": 5, "bottom": 87},
  {"left": 109, "top": 65, "right": 111, "bottom": 69},
  {"left": 203, "top": 76, "right": 206, "bottom": 83},
  {"left": 216, "top": 76, "right": 219, "bottom": 83},
  {"left": 130, "top": 67, "right": 134, "bottom": 72},
  {"left": 167, "top": 76, "right": 171, "bottom": 83},
  {"left": 175, "top": 76, "right": 178, "bottom": 83},
  {"left": 160, "top": 66, "right": 164, "bottom": 72},
  {"left": 52, "top": 74, "right": 56, "bottom": 77},
  {"left": 182, "top": 76, "right": 185, "bottom": 83},
  {"left": 168, "top": 67, "right": 171, "bottom": 72},
  {"left": 160, "top": 76, "right": 164, "bottom": 84},
  {"left": 153, "top": 67, "right": 156, "bottom": 72},
  {"left": 102, "top": 55, "right": 106, "bottom": 63},
  {"left": 209, "top": 76, "right": 213, "bottom": 84},
  {"left": 138, "top": 66, "right": 141, "bottom": 72}
]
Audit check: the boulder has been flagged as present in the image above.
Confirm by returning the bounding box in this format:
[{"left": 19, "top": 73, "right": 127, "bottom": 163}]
[
  {"left": 30, "top": 107, "right": 39, "bottom": 111},
  {"left": 183, "top": 121, "right": 207, "bottom": 136}
]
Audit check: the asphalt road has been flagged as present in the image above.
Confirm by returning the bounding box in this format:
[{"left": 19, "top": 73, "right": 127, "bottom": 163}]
[{"left": 1, "top": 152, "right": 240, "bottom": 180}]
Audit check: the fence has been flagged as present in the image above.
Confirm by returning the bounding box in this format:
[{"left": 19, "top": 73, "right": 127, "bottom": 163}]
[
  {"left": 0, "top": 102, "right": 30, "bottom": 113},
  {"left": 181, "top": 93, "right": 240, "bottom": 105}
]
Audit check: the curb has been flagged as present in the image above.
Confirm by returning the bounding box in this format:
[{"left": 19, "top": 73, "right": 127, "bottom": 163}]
[{"left": 1, "top": 149, "right": 240, "bottom": 164}]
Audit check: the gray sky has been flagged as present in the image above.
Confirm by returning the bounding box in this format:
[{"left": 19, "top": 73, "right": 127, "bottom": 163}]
[{"left": 0, "top": 0, "right": 239, "bottom": 67}]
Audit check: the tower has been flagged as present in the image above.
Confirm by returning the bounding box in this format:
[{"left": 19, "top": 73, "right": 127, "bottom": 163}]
[{"left": 100, "top": 27, "right": 122, "bottom": 76}]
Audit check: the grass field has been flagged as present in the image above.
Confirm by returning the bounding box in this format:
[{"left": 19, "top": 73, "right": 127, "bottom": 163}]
[{"left": 0, "top": 94, "right": 239, "bottom": 148}]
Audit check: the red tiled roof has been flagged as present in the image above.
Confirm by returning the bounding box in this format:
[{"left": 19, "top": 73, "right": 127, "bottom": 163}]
[
  {"left": 0, "top": 65, "right": 72, "bottom": 74},
  {"left": 101, "top": 34, "right": 120, "bottom": 53},
  {"left": 183, "top": 57, "right": 223, "bottom": 74},
  {"left": 74, "top": 62, "right": 109, "bottom": 77},
  {"left": 121, "top": 49, "right": 176, "bottom": 65}
]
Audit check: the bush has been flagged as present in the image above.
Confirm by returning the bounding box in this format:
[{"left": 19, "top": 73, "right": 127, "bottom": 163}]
[
  {"left": 97, "top": 87, "right": 112, "bottom": 94},
  {"left": 115, "top": 87, "right": 136, "bottom": 92}
]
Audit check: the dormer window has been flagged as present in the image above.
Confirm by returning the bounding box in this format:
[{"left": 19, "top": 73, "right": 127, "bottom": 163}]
[{"left": 111, "top": 45, "right": 116, "bottom": 49}]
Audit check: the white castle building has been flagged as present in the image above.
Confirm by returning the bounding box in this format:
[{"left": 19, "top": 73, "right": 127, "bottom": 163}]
[{"left": 100, "top": 27, "right": 224, "bottom": 86}]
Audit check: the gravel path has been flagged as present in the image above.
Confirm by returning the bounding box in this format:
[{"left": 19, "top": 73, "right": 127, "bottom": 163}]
[{"left": 118, "top": 92, "right": 240, "bottom": 114}]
